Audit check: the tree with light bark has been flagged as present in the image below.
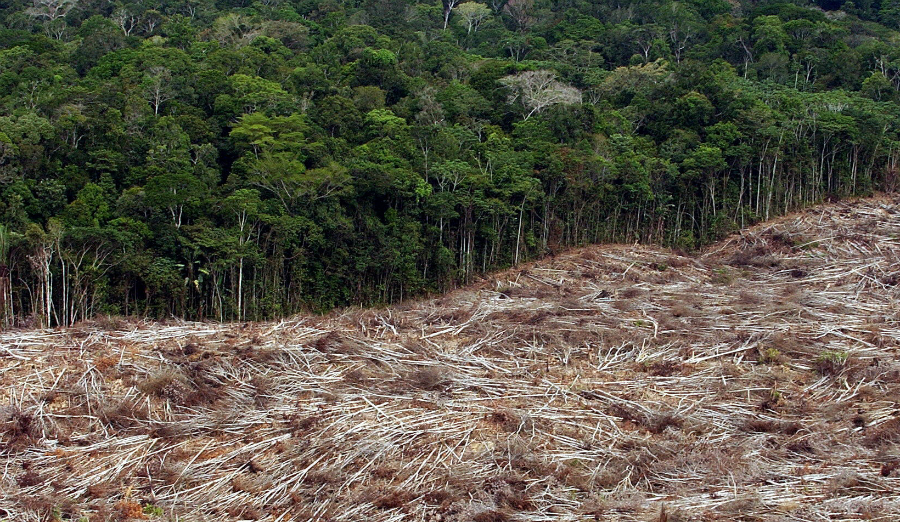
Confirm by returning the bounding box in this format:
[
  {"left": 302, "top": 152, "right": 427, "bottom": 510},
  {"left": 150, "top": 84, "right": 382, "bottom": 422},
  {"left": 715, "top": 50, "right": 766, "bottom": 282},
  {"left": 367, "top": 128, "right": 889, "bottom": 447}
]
[
  {"left": 26, "top": 0, "right": 76, "bottom": 21},
  {"left": 499, "top": 70, "right": 581, "bottom": 120},
  {"left": 142, "top": 66, "right": 174, "bottom": 115},
  {"left": 455, "top": 2, "right": 491, "bottom": 34},
  {"left": 441, "top": 0, "right": 463, "bottom": 29}
]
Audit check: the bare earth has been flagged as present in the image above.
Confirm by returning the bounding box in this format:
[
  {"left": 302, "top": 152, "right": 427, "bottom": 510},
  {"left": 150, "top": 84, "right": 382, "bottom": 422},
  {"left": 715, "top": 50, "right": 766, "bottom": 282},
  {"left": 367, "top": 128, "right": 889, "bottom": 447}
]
[{"left": 2, "top": 195, "right": 900, "bottom": 522}]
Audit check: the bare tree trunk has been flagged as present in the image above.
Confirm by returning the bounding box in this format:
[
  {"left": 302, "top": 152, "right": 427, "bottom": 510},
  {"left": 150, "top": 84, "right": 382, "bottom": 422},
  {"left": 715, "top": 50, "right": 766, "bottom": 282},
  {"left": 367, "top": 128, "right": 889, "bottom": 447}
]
[{"left": 238, "top": 257, "right": 244, "bottom": 322}]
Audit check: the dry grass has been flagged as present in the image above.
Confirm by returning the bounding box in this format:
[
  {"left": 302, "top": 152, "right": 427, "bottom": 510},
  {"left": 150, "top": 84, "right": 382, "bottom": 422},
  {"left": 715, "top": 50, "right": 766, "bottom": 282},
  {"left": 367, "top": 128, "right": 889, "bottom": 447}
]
[{"left": 2, "top": 194, "right": 900, "bottom": 521}]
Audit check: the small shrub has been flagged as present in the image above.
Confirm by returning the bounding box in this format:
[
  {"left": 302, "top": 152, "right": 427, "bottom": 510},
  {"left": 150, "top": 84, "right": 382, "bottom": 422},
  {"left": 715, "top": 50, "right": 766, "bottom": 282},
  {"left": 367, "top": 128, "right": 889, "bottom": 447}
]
[
  {"left": 757, "top": 347, "right": 783, "bottom": 364},
  {"left": 815, "top": 350, "right": 849, "bottom": 375},
  {"left": 142, "top": 504, "right": 164, "bottom": 517}
]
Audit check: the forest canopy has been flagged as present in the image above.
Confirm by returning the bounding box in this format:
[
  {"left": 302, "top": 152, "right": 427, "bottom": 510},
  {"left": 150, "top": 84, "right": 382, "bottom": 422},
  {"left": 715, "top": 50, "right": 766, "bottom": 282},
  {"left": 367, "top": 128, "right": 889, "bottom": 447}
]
[{"left": 1, "top": 0, "right": 899, "bottom": 324}]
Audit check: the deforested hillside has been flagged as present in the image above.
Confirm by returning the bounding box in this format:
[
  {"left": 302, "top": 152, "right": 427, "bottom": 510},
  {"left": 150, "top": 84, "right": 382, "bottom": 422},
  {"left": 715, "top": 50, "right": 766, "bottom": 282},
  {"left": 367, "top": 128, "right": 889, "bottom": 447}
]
[
  {"left": 2, "top": 194, "right": 900, "bottom": 521},
  {"left": 5, "top": 0, "right": 900, "bottom": 319}
]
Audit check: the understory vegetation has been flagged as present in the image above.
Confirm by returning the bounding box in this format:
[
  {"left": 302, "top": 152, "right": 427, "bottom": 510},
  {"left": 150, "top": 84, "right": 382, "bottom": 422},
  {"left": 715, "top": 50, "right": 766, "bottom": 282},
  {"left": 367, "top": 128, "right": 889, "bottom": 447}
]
[{"left": 2, "top": 0, "right": 900, "bottom": 322}]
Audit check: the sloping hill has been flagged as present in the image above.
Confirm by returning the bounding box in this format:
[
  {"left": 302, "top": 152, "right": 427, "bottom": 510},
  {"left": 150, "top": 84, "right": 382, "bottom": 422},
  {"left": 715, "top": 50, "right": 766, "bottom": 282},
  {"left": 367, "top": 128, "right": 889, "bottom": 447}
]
[{"left": 2, "top": 195, "right": 900, "bottom": 522}]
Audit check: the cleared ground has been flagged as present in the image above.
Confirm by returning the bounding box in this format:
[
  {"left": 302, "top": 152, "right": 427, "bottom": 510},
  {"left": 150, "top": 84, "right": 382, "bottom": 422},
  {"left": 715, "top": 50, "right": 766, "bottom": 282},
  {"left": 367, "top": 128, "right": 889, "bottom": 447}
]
[{"left": 2, "top": 195, "right": 900, "bottom": 522}]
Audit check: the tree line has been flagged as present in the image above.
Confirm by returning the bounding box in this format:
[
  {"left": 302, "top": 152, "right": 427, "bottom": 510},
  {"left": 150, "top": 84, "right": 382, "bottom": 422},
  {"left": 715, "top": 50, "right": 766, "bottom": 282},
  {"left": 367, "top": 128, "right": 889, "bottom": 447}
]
[{"left": 1, "top": 0, "right": 899, "bottom": 325}]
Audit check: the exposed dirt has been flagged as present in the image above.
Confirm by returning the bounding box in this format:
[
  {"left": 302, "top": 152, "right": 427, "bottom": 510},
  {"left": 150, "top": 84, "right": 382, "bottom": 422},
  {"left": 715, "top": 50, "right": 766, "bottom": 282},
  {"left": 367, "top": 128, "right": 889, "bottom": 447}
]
[{"left": 2, "top": 195, "right": 900, "bottom": 521}]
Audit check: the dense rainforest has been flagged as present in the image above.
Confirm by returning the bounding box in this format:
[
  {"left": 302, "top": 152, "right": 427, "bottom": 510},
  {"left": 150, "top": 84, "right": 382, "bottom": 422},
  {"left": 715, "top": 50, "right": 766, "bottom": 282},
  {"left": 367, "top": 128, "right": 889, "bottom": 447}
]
[{"left": 1, "top": 0, "right": 899, "bottom": 324}]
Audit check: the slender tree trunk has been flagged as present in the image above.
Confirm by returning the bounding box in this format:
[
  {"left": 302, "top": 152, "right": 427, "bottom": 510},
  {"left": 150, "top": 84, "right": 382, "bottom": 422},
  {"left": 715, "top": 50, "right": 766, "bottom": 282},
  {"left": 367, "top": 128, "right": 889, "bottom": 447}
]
[
  {"left": 238, "top": 257, "right": 244, "bottom": 322},
  {"left": 514, "top": 201, "right": 525, "bottom": 265}
]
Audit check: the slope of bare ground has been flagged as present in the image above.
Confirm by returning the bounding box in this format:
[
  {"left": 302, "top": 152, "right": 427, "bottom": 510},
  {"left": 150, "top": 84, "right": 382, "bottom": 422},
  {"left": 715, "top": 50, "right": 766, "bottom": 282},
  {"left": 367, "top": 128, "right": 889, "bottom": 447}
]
[{"left": 2, "top": 195, "right": 900, "bottom": 522}]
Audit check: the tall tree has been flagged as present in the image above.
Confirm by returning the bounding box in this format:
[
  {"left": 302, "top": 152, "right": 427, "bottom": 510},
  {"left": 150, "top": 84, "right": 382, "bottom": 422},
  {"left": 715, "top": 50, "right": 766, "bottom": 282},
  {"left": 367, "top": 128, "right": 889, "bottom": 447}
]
[{"left": 499, "top": 70, "right": 581, "bottom": 120}]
